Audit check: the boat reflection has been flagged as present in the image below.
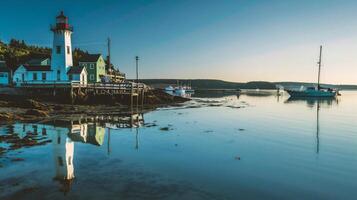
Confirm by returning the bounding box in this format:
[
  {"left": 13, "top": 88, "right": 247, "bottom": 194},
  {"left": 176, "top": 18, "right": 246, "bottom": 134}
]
[
  {"left": 284, "top": 97, "right": 332, "bottom": 154},
  {"left": 3, "top": 112, "right": 144, "bottom": 194},
  {"left": 285, "top": 96, "right": 338, "bottom": 108},
  {"left": 316, "top": 101, "right": 320, "bottom": 154}
]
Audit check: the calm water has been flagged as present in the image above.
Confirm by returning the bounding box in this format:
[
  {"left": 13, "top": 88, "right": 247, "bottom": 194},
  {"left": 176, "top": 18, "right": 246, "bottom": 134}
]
[{"left": 1, "top": 91, "right": 357, "bottom": 200}]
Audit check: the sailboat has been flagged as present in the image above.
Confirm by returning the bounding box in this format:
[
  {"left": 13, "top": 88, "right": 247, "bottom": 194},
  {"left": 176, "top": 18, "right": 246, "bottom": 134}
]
[{"left": 286, "top": 46, "right": 338, "bottom": 97}]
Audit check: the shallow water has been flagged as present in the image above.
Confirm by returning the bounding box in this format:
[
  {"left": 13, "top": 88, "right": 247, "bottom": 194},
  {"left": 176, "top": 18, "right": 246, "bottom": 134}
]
[{"left": 1, "top": 91, "right": 357, "bottom": 200}]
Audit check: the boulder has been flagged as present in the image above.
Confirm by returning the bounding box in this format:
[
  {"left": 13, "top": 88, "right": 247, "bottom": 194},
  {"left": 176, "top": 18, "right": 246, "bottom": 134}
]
[
  {"left": 25, "top": 109, "right": 49, "bottom": 117},
  {"left": 22, "top": 99, "right": 47, "bottom": 110},
  {"left": 0, "top": 113, "right": 14, "bottom": 121}
]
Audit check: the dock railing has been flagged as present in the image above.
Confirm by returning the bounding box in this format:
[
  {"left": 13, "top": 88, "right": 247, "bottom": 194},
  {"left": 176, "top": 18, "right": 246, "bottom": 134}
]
[{"left": 18, "top": 80, "right": 148, "bottom": 93}]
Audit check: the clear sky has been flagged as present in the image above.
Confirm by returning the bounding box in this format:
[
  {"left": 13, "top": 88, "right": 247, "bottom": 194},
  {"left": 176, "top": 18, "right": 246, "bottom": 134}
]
[{"left": 1, "top": 0, "right": 357, "bottom": 84}]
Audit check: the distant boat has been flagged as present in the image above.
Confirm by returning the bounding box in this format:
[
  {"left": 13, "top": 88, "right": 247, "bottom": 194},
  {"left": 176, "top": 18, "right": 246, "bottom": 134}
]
[
  {"left": 174, "top": 86, "right": 186, "bottom": 95},
  {"left": 285, "top": 46, "right": 338, "bottom": 98},
  {"left": 165, "top": 85, "right": 174, "bottom": 92},
  {"left": 164, "top": 80, "right": 195, "bottom": 96}
]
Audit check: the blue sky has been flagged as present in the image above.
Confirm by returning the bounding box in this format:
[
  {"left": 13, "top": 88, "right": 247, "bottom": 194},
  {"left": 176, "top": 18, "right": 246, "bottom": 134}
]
[{"left": 1, "top": 0, "right": 357, "bottom": 84}]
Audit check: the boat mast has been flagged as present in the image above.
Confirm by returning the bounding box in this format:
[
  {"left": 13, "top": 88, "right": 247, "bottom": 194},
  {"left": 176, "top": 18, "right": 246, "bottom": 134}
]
[{"left": 317, "top": 45, "right": 322, "bottom": 90}]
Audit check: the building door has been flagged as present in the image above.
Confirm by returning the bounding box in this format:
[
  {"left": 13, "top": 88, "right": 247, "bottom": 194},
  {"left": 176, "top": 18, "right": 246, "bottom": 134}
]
[{"left": 21, "top": 74, "right": 25, "bottom": 82}]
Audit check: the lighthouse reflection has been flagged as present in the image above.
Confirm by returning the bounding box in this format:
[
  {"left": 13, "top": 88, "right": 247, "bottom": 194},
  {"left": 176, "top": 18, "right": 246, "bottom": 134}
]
[{"left": 11, "top": 112, "right": 144, "bottom": 194}]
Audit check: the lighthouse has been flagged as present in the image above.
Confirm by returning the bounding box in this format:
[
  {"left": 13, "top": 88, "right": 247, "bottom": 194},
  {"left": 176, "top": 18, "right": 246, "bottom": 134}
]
[{"left": 50, "top": 11, "right": 73, "bottom": 81}]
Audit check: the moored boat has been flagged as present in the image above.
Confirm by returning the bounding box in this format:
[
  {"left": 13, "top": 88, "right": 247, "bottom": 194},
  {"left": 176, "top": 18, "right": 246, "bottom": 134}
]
[
  {"left": 286, "top": 87, "right": 337, "bottom": 97},
  {"left": 285, "top": 46, "right": 338, "bottom": 98}
]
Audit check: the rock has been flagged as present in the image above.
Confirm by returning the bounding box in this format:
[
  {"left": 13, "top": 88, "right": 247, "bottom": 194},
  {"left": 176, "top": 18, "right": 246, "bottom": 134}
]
[
  {"left": 144, "top": 123, "right": 157, "bottom": 127},
  {"left": 0, "top": 113, "right": 22, "bottom": 121},
  {"left": 145, "top": 89, "right": 190, "bottom": 105},
  {"left": 160, "top": 127, "right": 170, "bottom": 131},
  {"left": 0, "top": 100, "right": 9, "bottom": 107},
  {"left": 53, "top": 105, "right": 65, "bottom": 110},
  {"left": 8, "top": 99, "right": 50, "bottom": 111},
  {"left": 0, "top": 113, "right": 12, "bottom": 121},
  {"left": 10, "top": 158, "right": 24, "bottom": 162},
  {"left": 23, "top": 99, "right": 46, "bottom": 109},
  {"left": 0, "top": 147, "right": 6, "bottom": 154},
  {"left": 25, "top": 109, "right": 49, "bottom": 117}
]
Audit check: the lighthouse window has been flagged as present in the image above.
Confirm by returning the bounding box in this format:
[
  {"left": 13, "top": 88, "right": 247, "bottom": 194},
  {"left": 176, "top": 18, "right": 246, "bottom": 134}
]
[
  {"left": 67, "top": 46, "right": 70, "bottom": 54},
  {"left": 56, "top": 46, "right": 61, "bottom": 54},
  {"left": 58, "top": 157, "right": 63, "bottom": 166}
]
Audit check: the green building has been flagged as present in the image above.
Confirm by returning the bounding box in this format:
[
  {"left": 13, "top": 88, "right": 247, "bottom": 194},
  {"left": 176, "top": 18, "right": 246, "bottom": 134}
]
[{"left": 79, "top": 54, "right": 106, "bottom": 83}]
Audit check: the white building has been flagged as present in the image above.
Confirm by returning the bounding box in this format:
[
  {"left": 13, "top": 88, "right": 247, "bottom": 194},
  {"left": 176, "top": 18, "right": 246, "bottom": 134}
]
[
  {"left": 67, "top": 66, "right": 87, "bottom": 84},
  {"left": 13, "top": 65, "right": 52, "bottom": 84},
  {"left": 0, "top": 61, "right": 10, "bottom": 86},
  {"left": 13, "top": 11, "right": 87, "bottom": 86}
]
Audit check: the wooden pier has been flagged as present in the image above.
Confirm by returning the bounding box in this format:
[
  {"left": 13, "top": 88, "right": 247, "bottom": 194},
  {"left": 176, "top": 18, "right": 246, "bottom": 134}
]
[{"left": 18, "top": 81, "right": 149, "bottom": 105}]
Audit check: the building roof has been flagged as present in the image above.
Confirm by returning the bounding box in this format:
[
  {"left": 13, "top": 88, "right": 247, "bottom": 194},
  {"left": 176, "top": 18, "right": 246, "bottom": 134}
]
[
  {"left": 26, "top": 58, "right": 51, "bottom": 65},
  {"left": 23, "top": 65, "right": 52, "bottom": 71},
  {"left": 78, "top": 54, "right": 102, "bottom": 63},
  {"left": 67, "top": 66, "right": 85, "bottom": 74}
]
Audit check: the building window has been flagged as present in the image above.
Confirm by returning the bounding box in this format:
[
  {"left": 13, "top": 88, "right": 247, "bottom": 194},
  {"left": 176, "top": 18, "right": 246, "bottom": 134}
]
[
  {"left": 57, "top": 136, "right": 61, "bottom": 144},
  {"left": 0, "top": 73, "right": 3, "bottom": 77},
  {"left": 33, "top": 73, "right": 37, "bottom": 81},
  {"left": 68, "top": 156, "right": 72, "bottom": 165},
  {"left": 69, "top": 74, "right": 73, "bottom": 81},
  {"left": 90, "top": 74, "right": 94, "bottom": 80},
  {"left": 90, "top": 63, "right": 94, "bottom": 69},
  {"left": 42, "top": 73, "right": 46, "bottom": 80},
  {"left": 56, "top": 46, "right": 61, "bottom": 54},
  {"left": 57, "top": 70, "right": 60, "bottom": 81},
  {"left": 67, "top": 46, "right": 70, "bottom": 54}
]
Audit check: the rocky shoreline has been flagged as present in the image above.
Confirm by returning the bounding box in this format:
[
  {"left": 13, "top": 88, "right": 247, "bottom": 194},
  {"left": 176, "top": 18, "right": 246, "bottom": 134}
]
[{"left": 0, "top": 89, "right": 190, "bottom": 123}]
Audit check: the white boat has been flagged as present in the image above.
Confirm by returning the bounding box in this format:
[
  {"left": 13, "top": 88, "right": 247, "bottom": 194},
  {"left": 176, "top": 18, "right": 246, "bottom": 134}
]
[
  {"left": 165, "top": 85, "right": 174, "bottom": 92},
  {"left": 164, "top": 80, "right": 195, "bottom": 97},
  {"left": 286, "top": 87, "right": 337, "bottom": 97},
  {"left": 286, "top": 46, "right": 338, "bottom": 98}
]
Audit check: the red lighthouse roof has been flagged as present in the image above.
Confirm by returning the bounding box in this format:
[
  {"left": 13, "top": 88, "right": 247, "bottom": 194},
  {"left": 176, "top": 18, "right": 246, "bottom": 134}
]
[
  {"left": 56, "top": 11, "right": 68, "bottom": 19},
  {"left": 51, "top": 11, "right": 73, "bottom": 32}
]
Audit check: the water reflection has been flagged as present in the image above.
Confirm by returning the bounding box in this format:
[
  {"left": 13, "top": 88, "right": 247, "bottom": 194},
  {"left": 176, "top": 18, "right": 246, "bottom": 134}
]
[
  {"left": 285, "top": 97, "right": 332, "bottom": 154},
  {"left": 285, "top": 96, "right": 339, "bottom": 108},
  {"left": 316, "top": 101, "right": 320, "bottom": 154},
  {"left": 0, "top": 112, "right": 144, "bottom": 194}
]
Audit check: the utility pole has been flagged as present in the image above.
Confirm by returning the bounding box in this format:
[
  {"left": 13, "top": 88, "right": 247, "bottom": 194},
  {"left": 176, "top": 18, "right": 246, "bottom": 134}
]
[
  {"left": 135, "top": 56, "right": 139, "bottom": 84},
  {"left": 107, "top": 37, "right": 111, "bottom": 71},
  {"left": 135, "top": 56, "right": 139, "bottom": 111}
]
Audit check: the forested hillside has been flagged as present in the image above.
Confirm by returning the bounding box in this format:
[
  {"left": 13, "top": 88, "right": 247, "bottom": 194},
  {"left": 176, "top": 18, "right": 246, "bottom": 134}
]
[{"left": 0, "top": 39, "right": 91, "bottom": 71}]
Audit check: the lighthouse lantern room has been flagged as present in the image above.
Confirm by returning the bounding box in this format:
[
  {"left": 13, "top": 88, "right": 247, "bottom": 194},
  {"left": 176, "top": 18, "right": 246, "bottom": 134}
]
[{"left": 50, "top": 11, "right": 73, "bottom": 82}]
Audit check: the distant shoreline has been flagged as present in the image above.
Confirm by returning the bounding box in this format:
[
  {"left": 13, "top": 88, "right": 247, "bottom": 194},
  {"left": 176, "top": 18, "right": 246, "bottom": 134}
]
[{"left": 135, "top": 79, "right": 357, "bottom": 90}]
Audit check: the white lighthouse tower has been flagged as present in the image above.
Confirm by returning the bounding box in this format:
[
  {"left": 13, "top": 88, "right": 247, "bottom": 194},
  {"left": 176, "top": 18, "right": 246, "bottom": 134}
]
[{"left": 50, "top": 11, "right": 73, "bottom": 81}]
